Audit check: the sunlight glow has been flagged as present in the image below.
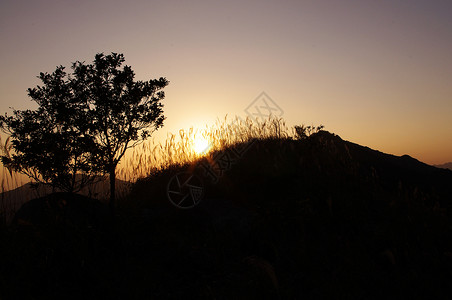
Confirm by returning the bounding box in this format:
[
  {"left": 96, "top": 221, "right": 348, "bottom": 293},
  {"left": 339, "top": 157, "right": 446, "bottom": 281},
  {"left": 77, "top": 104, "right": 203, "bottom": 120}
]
[{"left": 193, "top": 136, "right": 210, "bottom": 155}]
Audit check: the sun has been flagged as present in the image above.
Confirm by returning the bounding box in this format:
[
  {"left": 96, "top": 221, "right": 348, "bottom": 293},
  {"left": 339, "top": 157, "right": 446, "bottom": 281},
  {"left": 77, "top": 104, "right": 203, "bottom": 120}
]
[{"left": 193, "top": 136, "right": 210, "bottom": 155}]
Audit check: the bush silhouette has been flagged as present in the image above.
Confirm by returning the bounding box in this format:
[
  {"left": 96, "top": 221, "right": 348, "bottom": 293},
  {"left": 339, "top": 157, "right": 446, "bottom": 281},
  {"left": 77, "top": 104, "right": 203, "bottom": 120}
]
[{"left": 293, "top": 124, "right": 324, "bottom": 140}]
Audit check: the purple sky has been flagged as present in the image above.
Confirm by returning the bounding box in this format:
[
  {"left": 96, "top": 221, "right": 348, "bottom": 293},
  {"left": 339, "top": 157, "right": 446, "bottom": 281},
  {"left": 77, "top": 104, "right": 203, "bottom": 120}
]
[{"left": 1, "top": 0, "right": 452, "bottom": 164}]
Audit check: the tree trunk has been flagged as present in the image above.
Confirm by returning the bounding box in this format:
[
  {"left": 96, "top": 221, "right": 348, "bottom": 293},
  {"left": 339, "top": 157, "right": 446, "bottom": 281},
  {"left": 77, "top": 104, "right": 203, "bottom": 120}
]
[{"left": 109, "top": 166, "right": 116, "bottom": 213}]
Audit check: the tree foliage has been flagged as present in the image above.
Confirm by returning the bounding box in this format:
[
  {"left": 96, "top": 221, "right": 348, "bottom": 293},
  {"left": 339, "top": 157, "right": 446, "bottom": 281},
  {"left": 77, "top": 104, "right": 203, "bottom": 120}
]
[
  {"left": 0, "top": 66, "right": 98, "bottom": 192},
  {"left": 0, "top": 53, "right": 168, "bottom": 204}
]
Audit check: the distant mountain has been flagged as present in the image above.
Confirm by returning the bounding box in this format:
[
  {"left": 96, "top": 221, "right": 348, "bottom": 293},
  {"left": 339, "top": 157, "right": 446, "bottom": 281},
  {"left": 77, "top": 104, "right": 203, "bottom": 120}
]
[
  {"left": 435, "top": 162, "right": 452, "bottom": 170},
  {"left": 0, "top": 177, "right": 130, "bottom": 223}
]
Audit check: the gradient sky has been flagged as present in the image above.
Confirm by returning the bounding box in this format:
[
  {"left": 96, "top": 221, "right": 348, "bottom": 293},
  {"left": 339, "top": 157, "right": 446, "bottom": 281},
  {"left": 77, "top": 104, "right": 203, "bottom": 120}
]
[{"left": 1, "top": 0, "right": 451, "bottom": 165}]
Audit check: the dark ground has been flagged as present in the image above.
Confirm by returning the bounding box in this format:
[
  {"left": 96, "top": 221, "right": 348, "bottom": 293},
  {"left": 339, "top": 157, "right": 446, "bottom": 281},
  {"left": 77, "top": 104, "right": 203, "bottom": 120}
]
[{"left": 1, "top": 131, "right": 452, "bottom": 299}]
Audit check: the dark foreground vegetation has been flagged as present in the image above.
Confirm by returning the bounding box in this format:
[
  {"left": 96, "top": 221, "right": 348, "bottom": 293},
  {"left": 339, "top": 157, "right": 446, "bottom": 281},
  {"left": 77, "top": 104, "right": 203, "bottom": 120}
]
[{"left": 1, "top": 131, "right": 452, "bottom": 299}]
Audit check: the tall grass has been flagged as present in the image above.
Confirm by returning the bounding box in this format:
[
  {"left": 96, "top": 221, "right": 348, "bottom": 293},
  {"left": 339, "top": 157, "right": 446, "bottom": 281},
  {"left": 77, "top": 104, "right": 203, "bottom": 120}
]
[
  {"left": 118, "top": 116, "right": 291, "bottom": 182},
  {"left": 1, "top": 116, "right": 293, "bottom": 189},
  {"left": 1, "top": 115, "right": 307, "bottom": 216}
]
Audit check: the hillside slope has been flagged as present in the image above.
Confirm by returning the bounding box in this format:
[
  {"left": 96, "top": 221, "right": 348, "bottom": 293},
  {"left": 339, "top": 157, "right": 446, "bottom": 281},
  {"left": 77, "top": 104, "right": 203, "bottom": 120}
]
[
  {"left": 3, "top": 131, "right": 452, "bottom": 299},
  {"left": 128, "top": 131, "right": 452, "bottom": 298}
]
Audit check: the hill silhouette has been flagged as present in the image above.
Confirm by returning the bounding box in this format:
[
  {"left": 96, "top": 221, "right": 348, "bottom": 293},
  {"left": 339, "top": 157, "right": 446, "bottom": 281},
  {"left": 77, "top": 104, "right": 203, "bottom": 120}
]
[
  {"left": 435, "top": 162, "right": 452, "bottom": 170},
  {"left": 2, "top": 131, "right": 452, "bottom": 299}
]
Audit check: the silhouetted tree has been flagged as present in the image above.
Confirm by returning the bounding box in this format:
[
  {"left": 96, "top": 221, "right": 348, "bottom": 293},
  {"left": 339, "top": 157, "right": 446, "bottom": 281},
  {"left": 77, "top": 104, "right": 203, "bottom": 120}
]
[
  {"left": 71, "top": 53, "right": 168, "bottom": 209},
  {"left": 0, "top": 66, "right": 100, "bottom": 192},
  {"left": 0, "top": 53, "right": 168, "bottom": 208}
]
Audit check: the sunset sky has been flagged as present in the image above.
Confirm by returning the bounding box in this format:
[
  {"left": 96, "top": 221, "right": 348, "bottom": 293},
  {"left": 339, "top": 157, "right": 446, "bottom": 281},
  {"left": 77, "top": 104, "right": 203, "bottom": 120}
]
[{"left": 1, "top": 0, "right": 451, "bottom": 165}]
